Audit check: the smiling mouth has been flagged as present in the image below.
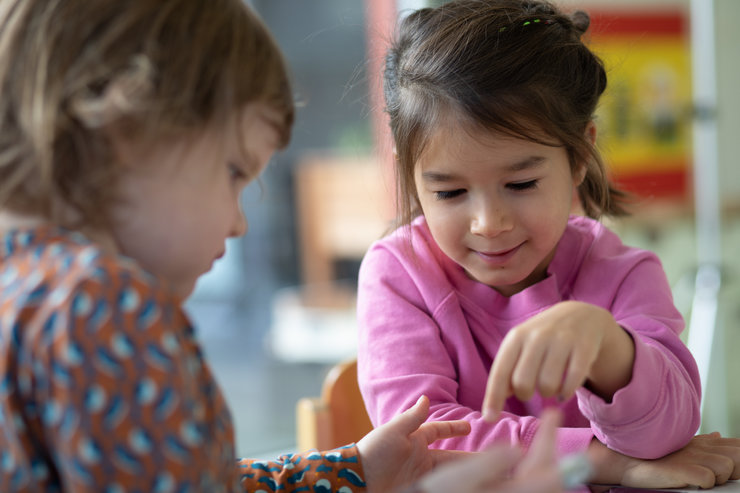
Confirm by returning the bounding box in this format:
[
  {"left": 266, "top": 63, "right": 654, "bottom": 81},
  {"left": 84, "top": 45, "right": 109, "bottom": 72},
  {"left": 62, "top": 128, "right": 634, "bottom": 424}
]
[{"left": 474, "top": 243, "right": 522, "bottom": 263}]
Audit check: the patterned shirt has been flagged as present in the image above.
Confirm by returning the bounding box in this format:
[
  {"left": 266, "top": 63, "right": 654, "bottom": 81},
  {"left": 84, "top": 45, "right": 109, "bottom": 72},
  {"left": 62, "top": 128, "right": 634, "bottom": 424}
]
[{"left": 0, "top": 227, "right": 366, "bottom": 492}]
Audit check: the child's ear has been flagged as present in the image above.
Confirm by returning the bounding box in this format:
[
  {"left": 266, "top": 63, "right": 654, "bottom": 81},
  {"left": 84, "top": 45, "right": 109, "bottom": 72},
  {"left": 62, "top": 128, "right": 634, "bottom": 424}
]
[
  {"left": 104, "top": 123, "right": 137, "bottom": 169},
  {"left": 573, "top": 121, "right": 597, "bottom": 186},
  {"left": 574, "top": 163, "right": 587, "bottom": 186},
  {"left": 585, "top": 120, "right": 597, "bottom": 146},
  {"left": 571, "top": 166, "right": 587, "bottom": 216}
]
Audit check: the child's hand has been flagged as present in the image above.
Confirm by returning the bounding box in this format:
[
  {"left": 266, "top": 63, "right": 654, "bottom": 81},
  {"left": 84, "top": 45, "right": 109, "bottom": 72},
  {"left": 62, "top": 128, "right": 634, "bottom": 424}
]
[
  {"left": 356, "top": 395, "right": 471, "bottom": 493},
  {"left": 589, "top": 432, "right": 740, "bottom": 488},
  {"left": 482, "top": 301, "right": 635, "bottom": 420},
  {"left": 410, "top": 408, "right": 567, "bottom": 493}
]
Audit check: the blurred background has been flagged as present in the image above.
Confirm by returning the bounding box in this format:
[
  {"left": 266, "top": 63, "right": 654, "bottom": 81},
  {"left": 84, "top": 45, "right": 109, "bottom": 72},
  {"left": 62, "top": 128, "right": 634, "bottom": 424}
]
[{"left": 184, "top": 0, "right": 740, "bottom": 458}]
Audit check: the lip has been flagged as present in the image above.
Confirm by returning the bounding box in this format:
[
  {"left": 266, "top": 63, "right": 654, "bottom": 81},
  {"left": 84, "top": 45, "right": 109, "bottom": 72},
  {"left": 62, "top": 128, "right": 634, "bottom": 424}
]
[{"left": 473, "top": 242, "right": 523, "bottom": 265}]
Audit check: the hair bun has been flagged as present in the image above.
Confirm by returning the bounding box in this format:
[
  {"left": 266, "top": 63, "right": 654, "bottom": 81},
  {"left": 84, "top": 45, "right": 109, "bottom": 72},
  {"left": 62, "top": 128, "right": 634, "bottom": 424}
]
[{"left": 570, "top": 10, "right": 590, "bottom": 36}]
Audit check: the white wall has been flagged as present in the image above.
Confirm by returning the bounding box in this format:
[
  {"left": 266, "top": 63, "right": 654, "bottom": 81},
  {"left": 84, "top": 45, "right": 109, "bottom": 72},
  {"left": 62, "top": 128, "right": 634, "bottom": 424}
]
[{"left": 716, "top": 0, "right": 740, "bottom": 205}]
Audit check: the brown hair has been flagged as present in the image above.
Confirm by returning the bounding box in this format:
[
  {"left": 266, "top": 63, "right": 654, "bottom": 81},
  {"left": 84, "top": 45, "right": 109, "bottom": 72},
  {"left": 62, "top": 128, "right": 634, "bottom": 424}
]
[
  {"left": 384, "top": 0, "right": 629, "bottom": 227},
  {"left": 0, "top": 0, "right": 294, "bottom": 229}
]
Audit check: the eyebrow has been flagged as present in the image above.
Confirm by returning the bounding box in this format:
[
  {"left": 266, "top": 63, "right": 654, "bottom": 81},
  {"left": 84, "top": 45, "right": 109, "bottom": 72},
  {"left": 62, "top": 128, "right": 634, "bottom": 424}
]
[
  {"left": 506, "top": 156, "right": 546, "bottom": 172},
  {"left": 421, "top": 156, "right": 546, "bottom": 182}
]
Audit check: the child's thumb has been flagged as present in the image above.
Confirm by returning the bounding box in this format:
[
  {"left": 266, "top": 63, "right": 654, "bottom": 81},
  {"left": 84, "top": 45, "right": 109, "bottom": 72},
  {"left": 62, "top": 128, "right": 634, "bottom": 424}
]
[{"left": 388, "top": 395, "right": 429, "bottom": 434}]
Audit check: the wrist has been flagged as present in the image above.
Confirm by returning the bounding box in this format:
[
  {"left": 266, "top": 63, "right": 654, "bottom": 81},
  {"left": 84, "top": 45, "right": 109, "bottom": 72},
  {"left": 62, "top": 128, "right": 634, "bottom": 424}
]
[
  {"left": 588, "top": 316, "right": 635, "bottom": 400},
  {"left": 586, "top": 438, "right": 635, "bottom": 485}
]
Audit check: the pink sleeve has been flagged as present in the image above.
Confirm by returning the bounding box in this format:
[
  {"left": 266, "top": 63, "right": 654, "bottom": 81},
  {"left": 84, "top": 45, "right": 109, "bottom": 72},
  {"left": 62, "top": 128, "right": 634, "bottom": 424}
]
[
  {"left": 357, "top": 245, "right": 594, "bottom": 456},
  {"left": 575, "top": 253, "right": 701, "bottom": 459}
]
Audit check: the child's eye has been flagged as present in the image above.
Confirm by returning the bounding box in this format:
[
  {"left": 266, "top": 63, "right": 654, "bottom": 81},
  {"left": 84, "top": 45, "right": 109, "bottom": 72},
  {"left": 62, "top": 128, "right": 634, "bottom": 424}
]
[
  {"left": 434, "top": 189, "right": 465, "bottom": 200},
  {"left": 507, "top": 180, "right": 538, "bottom": 191},
  {"left": 228, "top": 162, "right": 247, "bottom": 181}
]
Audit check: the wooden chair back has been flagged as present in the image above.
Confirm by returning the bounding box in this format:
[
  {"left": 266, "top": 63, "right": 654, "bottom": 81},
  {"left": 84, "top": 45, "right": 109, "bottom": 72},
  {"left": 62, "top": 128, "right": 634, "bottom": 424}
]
[{"left": 295, "top": 358, "right": 374, "bottom": 451}]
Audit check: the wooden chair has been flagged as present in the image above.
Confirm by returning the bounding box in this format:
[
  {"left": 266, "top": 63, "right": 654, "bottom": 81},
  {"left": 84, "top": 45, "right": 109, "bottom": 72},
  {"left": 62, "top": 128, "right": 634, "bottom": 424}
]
[{"left": 295, "top": 358, "right": 374, "bottom": 451}]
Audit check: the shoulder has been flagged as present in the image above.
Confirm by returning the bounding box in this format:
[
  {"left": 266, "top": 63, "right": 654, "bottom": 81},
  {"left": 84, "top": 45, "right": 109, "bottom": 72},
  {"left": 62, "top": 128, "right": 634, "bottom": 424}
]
[
  {"left": 555, "top": 216, "right": 665, "bottom": 298},
  {"left": 2, "top": 229, "right": 196, "bottom": 402},
  {"left": 358, "top": 216, "right": 464, "bottom": 310},
  {"left": 47, "top": 236, "right": 169, "bottom": 305},
  {"left": 565, "top": 215, "right": 656, "bottom": 263},
  {"left": 1, "top": 228, "right": 185, "bottom": 343}
]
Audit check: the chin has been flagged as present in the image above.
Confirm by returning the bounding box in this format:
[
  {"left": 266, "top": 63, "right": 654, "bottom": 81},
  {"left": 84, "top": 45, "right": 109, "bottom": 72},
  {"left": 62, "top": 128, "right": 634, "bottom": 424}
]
[{"left": 170, "top": 281, "right": 197, "bottom": 301}]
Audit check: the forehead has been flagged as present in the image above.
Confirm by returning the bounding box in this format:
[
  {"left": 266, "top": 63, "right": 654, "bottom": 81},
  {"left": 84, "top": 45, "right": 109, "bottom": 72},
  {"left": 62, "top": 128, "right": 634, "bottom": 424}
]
[
  {"left": 228, "top": 104, "right": 280, "bottom": 141},
  {"left": 419, "top": 111, "right": 565, "bottom": 159},
  {"left": 419, "top": 123, "right": 523, "bottom": 165},
  {"left": 415, "top": 120, "right": 571, "bottom": 183},
  {"left": 226, "top": 103, "right": 282, "bottom": 162}
]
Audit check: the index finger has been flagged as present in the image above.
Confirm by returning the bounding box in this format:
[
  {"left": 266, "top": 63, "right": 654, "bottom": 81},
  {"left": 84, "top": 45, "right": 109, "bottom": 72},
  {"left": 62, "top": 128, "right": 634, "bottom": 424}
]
[
  {"left": 482, "top": 338, "right": 522, "bottom": 421},
  {"left": 417, "top": 419, "right": 472, "bottom": 445}
]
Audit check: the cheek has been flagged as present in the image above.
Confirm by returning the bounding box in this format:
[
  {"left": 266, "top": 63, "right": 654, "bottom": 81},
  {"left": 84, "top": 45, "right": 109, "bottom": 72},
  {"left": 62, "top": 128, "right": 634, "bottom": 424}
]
[
  {"left": 523, "top": 183, "right": 571, "bottom": 214},
  {"left": 426, "top": 205, "right": 466, "bottom": 243}
]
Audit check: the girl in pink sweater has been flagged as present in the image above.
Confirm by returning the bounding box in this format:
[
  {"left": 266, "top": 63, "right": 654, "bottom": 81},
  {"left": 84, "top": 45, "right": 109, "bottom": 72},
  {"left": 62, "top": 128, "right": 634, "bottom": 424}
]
[
  {"left": 357, "top": 0, "right": 740, "bottom": 488},
  {"left": 0, "top": 0, "right": 569, "bottom": 491}
]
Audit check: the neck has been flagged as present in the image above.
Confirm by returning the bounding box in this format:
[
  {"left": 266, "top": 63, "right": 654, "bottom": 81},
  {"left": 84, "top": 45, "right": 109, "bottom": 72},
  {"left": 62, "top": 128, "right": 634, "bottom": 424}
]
[{"left": 0, "top": 210, "right": 47, "bottom": 233}]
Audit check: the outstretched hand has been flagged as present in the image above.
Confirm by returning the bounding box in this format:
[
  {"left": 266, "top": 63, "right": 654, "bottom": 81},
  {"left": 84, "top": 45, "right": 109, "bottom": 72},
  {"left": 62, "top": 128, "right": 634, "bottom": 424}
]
[
  {"left": 358, "top": 399, "right": 569, "bottom": 493},
  {"left": 412, "top": 408, "right": 567, "bottom": 493},
  {"left": 356, "top": 395, "right": 471, "bottom": 493},
  {"left": 589, "top": 432, "right": 740, "bottom": 489}
]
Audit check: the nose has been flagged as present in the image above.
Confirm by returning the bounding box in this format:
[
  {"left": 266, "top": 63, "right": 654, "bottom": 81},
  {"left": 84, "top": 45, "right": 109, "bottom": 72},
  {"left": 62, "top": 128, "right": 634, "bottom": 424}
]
[{"left": 470, "top": 197, "right": 511, "bottom": 238}]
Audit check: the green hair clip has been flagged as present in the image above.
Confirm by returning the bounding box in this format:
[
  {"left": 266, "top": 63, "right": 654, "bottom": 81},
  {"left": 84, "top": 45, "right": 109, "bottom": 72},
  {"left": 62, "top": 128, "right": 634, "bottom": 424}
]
[{"left": 499, "top": 18, "right": 554, "bottom": 33}]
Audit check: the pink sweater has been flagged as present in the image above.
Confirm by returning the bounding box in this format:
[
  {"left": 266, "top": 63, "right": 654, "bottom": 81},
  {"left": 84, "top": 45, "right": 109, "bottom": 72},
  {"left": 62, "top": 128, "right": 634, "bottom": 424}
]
[{"left": 357, "top": 215, "right": 700, "bottom": 459}]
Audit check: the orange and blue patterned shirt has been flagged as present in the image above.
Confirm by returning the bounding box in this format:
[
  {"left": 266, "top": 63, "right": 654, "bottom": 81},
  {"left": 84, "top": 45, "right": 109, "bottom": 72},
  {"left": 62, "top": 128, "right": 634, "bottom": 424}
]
[{"left": 0, "top": 226, "right": 366, "bottom": 492}]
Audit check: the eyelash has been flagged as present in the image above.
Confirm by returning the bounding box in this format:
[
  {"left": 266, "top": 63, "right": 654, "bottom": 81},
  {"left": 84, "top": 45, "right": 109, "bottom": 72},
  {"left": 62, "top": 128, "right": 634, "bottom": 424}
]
[
  {"left": 228, "top": 163, "right": 247, "bottom": 181},
  {"left": 433, "top": 180, "right": 539, "bottom": 200},
  {"left": 507, "top": 180, "right": 539, "bottom": 191},
  {"left": 434, "top": 189, "right": 465, "bottom": 200}
]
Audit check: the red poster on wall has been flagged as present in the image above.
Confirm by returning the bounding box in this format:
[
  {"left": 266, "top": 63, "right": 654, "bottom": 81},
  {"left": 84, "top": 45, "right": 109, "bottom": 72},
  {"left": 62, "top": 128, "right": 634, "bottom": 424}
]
[{"left": 587, "top": 9, "right": 691, "bottom": 200}]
